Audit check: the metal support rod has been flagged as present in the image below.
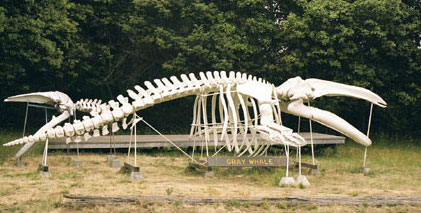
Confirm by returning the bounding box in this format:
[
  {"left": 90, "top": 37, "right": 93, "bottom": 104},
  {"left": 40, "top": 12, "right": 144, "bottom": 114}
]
[
  {"left": 295, "top": 117, "right": 301, "bottom": 162},
  {"left": 27, "top": 103, "right": 55, "bottom": 109},
  {"left": 22, "top": 102, "right": 29, "bottom": 138},
  {"left": 308, "top": 101, "right": 315, "bottom": 165},
  {"left": 363, "top": 103, "right": 374, "bottom": 168},
  {"left": 285, "top": 144, "right": 289, "bottom": 177},
  {"left": 113, "top": 132, "right": 116, "bottom": 155},
  {"left": 141, "top": 118, "right": 198, "bottom": 163},
  {"left": 127, "top": 127, "right": 133, "bottom": 162},
  {"left": 367, "top": 103, "right": 374, "bottom": 138},
  {"left": 363, "top": 147, "right": 368, "bottom": 168},
  {"left": 43, "top": 138, "right": 49, "bottom": 166},
  {"left": 76, "top": 141, "right": 80, "bottom": 159},
  {"left": 134, "top": 115, "right": 137, "bottom": 167},
  {"left": 191, "top": 138, "right": 196, "bottom": 162},
  {"left": 109, "top": 125, "right": 113, "bottom": 154},
  {"left": 297, "top": 116, "right": 301, "bottom": 134},
  {"left": 298, "top": 145, "right": 302, "bottom": 176}
]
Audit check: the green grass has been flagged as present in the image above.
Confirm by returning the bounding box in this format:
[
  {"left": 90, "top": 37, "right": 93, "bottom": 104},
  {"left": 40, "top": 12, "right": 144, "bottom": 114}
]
[{"left": 3, "top": 172, "right": 39, "bottom": 180}]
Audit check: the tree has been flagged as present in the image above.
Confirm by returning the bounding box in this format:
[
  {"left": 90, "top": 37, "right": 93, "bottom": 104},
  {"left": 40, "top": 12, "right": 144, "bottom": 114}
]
[
  {"left": 0, "top": 0, "right": 91, "bottom": 128},
  {"left": 277, "top": 0, "right": 421, "bottom": 135}
]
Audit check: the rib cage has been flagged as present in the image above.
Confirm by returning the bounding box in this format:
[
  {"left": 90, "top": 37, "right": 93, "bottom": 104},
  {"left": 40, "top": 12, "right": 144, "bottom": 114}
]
[{"left": 4, "top": 71, "right": 305, "bottom": 156}]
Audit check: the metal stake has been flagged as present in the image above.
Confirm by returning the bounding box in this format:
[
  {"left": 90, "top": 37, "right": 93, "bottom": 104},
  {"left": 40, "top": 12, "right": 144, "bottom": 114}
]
[
  {"left": 363, "top": 103, "right": 374, "bottom": 168},
  {"left": 308, "top": 101, "right": 315, "bottom": 165},
  {"left": 22, "top": 102, "right": 29, "bottom": 138}
]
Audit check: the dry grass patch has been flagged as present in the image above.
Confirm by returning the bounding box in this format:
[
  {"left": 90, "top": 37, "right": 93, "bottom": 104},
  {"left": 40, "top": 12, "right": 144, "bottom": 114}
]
[{"left": 0, "top": 138, "right": 420, "bottom": 212}]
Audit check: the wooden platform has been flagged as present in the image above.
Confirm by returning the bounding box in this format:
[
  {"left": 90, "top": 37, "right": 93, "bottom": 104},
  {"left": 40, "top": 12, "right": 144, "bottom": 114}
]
[{"left": 48, "top": 133, "right": 344, "bottom": 149}]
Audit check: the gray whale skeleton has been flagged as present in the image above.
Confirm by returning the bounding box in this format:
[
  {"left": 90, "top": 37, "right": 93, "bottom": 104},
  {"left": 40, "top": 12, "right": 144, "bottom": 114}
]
[{"left": 4, "top": 71, "right": 386, "bottom": 185}]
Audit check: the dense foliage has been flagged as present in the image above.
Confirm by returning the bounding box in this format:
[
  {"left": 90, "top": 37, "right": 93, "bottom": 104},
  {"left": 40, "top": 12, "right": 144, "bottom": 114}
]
[{"left": 0, "top": 0, "right": 419, "bottom": 138}]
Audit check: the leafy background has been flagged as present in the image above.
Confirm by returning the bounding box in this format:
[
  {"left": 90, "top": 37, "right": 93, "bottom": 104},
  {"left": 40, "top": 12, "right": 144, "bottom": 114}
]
[{"left": 0, "top": 0, "right": 419, "bottom": 139}]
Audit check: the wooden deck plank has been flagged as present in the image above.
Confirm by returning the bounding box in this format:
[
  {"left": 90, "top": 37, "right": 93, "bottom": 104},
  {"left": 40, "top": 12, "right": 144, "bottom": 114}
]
[{"left": 48, "top": 133, "right": 345, "bottom": 149}]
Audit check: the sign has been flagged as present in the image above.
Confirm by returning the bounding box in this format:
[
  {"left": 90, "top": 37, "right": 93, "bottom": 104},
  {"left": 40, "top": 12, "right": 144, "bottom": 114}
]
[{"left": 207, "top": 156, "right": 287, "bottom": 167}]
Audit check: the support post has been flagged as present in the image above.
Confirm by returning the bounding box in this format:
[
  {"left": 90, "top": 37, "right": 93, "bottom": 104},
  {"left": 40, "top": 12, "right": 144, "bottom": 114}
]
[
  {"left": 279, "top": 145, "right": 295, "bottom": 186},
  {"left": 308, "top": 101, "right": 315, "bottom": 165},
  {"left": 121, "top": 113, "right": 142, "bottom": 180},
  {"left": 362, "top": 103, "right": 373, "bottom": 174},
  {"left": 39, "top": 139, "right": 51, "bottom": 178}
]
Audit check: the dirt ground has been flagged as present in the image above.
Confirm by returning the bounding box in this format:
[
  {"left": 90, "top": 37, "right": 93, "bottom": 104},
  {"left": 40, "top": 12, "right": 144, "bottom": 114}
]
[{"left": 0, "top": 145, "right": 420, "bottom": 212}]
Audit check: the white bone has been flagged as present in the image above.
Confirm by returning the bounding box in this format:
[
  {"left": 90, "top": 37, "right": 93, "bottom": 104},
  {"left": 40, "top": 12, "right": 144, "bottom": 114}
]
[
  {"left": 47, "top": 128, "right": 56, "bottom": 139},
  {"left": 169, "top": 76, "right": 185, "bottom": 94},
  {"left": 237, "top": 93, "right": 249, "bottom": 150},
  {"left": 63, "top": 123, "right": 75, "bottom": 137},
  {"left": 4, "top": 71, "right": 386, "bottom": 170},
  {"left": 195, "top": 95, "right": 202, "bottom": 138},
  {"left": 54, "top": 126, "right": 65, "bottom": 138},
  {"left": 12, "top": 110, "right": 70, "bottom": 158},
  {"left": 206, "top": 71, "right": 215, "bottom": 85},
  {"left": 117, "top": 95, "right": 134, "bottom": 116},
  {"left": 93, "top": 129, "right": 100, "bottom": 137},
  {"left": 108, "top": 100, "right": 119, "bottom": 110},
  {"left": 213, "top": 71, "right": 221, "bottom": 81},
  {"left": 122, "top": 118, "right": 128, "bottom": 130},
  {"left": 33, "top": 134, "right": 40, "bottom": 142},
  {"left": 199, "top": 72, "right": 211, "bottom": 91},
  {"left": 220, "top": 71, "right": 228, "bottom": 83},
  {"left": 127, "top": 89, "right": 139, "bottom": 101},
  {"left": 154, "top": 79, "right": 171, "bottom": 100},
  {"left": 201, "top": 95, "right": 209, "bottom": 155},
  {"left": 74, "top": 136, "right": 82, "bottom": 143},
  {"left": 73, "top": 120, "right": 85, "bottom": 135},
  {"left": 82, "top": 116, "right": 94, "bottom": 132},
  {"left": 188, "top": 73, "right": 200, "bottom": 87},
  {"left": 91, "top": 115, "right": 103, "bottom": 129},
  {"left": 267, "top": 123, "right": 305, "bottom": 146},
  {"left": 242, "top": 73, "right": 248, "bottom": 81},
  {"left": 132, "top": 98, "right": 145, "bottom": 111},
  {"left": 112, "top": 122, "right": 119, "bottom": 133},
  {"left": 102, "top": 125, "right": 109, "bottom": 136},
  {"left": 236, "top": 72, "right": 243, "bottom": 82},
  {"left": 111, "top": 106, "right": 124, "bottom": 121},
  {"left": 189, "top": 96, "right": 200, "bottom": 139},
  {"left": 144, "top": 81, "right": 161, "bottom": 102},
  {"left": 249, "top": 98, "right": 259, "bottom": 151},
  {"left": 219, "top": 85, "right": 231, "bottom": 151},
  {"left": 280, "top": 99, "right": 372, "bottom": 146},
  {"left": 161, "top": 78, "right": 177, "bottom": 96},
  {"left": 225, "top": 84, "right": 239, "bottom": 153},
  {"left": 132, "top": 86, "right": 145, "bottom": 98},
  {"left": 211, "top": 94, "right": 218, "bottom": 148},
  {"left": 84, "top": 132, "right": 91, "bottom": 141},
  {"left": 229, "top": 71, "right": 236, "bottom": 82},
  {"left": 4, "top": 91, "right": 74, "bottom": 115},
  {"left": 181, "top": 75, "right": 196, "bottom": 95},
  {"left": 139, "top": 81, "right": 161, "bottom": 106},
  {"left": 100, "top": 110, "right": 114, "bottom": 124},
  {"left": 39, "top": 132, "right": 47, "bottom": 141}
]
